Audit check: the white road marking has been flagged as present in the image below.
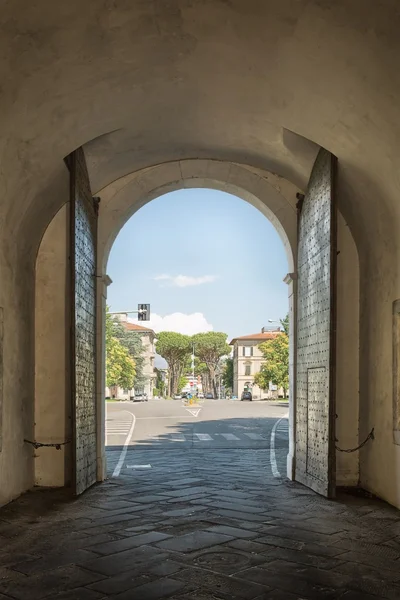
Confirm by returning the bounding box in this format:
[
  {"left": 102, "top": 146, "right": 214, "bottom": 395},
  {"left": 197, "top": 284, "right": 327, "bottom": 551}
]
[
  {"left": 194, "top": 433, "right": 212, "bottom": 441},
  {"left": 185, "top": 408, "right": 202, "bottom": 417},
  {"left": 127, "top": 464, "right": 152, "bottom": 469},
  {"left": 106, "top": 420, "right": 132, "bottom": 444},
  {"left": 219, "top": 433, "right": 240, "bottom": 441},
  {"left": 170, "top": 433, "right": 186, "bottom": 441},
  {"left": 112, "top": 413, "right": 136, "bottom": 478},
  {"left": 270, "top": 414, "right": 289, "bottom": 478},
  {"left": 244, "top": 432, "right": 264, "bottom": 440}
]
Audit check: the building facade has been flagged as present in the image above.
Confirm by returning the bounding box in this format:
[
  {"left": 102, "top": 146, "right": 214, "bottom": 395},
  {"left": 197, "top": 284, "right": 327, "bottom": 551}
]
[{"left": 230, "top": 329, "right": 282, "bottom": 399}]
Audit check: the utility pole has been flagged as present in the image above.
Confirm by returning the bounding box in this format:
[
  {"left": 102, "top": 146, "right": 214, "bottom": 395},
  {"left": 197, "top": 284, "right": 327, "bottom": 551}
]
[{"left": 192, "top": 342, "right": 195, "bottom": 396}]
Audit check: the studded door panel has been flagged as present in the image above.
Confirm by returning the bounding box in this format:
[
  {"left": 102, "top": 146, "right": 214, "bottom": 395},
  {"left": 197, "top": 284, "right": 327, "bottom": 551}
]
[
  {"left": 295, "top": 148, "right": 337, "bottom": 498},
  {"left": 69, "top": 147, "right": 98, "bottom": 496}
]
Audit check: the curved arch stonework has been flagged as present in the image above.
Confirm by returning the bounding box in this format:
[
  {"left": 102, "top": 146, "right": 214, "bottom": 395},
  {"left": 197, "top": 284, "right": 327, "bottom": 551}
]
[
  {"left": 97, "top": 159, "right": 299, "bottom": 274},
  {"left": 96, "top": 159, "right": 300, "bottom": 481}
]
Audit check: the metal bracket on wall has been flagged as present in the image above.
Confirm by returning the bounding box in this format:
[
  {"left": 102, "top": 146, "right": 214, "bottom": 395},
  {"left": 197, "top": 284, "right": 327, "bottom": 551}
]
[
  {"left": 335, "top": 428, "right": 374, "bottom": 453},
  {"left": 24, "top": 439, "right": 71, "bottom": 451}
]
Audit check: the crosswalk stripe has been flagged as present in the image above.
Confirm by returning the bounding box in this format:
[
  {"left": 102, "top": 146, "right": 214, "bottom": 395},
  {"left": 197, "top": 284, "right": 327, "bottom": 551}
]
[
  {"left": 194, "top": 433, "right": 212, "bottom": 441},
  {"left": 219, "top": 433, "right": 240, "bottom": 440},
  {"left": 244, "top": 432, "right": 264, "bottom": 440}
]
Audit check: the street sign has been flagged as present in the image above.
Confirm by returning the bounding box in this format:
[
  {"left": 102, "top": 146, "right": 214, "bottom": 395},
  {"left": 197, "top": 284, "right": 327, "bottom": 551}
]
[{"left": 138, "top": 304, "right": 150, "bottom": 321}]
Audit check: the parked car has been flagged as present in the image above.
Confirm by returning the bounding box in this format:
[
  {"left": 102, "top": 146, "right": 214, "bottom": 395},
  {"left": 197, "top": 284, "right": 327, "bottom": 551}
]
[
  {"left": 205, "top": 393, "right": 214, "bottom": 399},
  {"left": 198, "top": 392, "right": 204, "bottom": 399},
  {"left": 241, "top": 391, "right": 252, "bottom": 401},
  {"left": 174, "top": 394, "right": 182, "bottom": 399},
  {"left": 133, "top": 393, "right": 148, "bottom": 402}
]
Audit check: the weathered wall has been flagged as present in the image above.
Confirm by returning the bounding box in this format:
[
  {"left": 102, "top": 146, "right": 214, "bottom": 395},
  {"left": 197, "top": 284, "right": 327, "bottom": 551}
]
[
  {"left": 35, "top": 204, "right": 70, "bottom": 487},
  {"left": 0, "top": 0, "right": 399, "bottom": 508},
  {"left": 335, "top": 212, "right": 360, "bottom": 487}
]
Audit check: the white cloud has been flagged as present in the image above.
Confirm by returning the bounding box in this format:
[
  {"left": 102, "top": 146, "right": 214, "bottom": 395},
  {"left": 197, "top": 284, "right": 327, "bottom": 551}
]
[
  {"left": 153, "top": 274, "right": 218, "bottom": 287},
  {"left": 130, "top": 312, "right": 213, "bottom": 336}
]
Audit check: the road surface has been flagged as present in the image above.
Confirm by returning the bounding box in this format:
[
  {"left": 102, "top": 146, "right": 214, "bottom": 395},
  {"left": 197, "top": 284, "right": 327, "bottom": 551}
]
[{"left": 105, "top": 398, "right": 289, "bottom": 479}]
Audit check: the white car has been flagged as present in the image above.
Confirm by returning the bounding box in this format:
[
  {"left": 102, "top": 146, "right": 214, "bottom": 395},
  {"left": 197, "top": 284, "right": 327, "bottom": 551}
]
[
  {"left": 133, "top": 393, "right": 148, "bottom": 402},
  {"left": 197, "top": 392, "right": 204, "bottom": 399}
]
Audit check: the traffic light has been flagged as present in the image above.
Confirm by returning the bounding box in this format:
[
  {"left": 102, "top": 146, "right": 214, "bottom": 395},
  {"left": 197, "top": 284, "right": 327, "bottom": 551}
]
[{"left": 138, "top": 304, "right": 150, "bottom": 321}]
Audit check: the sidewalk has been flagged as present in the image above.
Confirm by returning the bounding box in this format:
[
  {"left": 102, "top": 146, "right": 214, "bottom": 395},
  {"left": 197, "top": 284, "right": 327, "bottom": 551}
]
[{"left": 0, "top": 447, "right": 400, "bottom": 599}]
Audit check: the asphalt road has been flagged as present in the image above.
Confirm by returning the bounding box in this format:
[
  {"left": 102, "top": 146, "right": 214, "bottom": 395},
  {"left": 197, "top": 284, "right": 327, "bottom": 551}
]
[{"left": 106, "top": 398, "right": 289, "bottom": 451}]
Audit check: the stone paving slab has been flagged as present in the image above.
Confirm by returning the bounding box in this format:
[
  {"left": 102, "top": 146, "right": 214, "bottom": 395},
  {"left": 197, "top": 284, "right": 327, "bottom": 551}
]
[{"left": 0, "top": 447, "right": 400, "bottom": 599}]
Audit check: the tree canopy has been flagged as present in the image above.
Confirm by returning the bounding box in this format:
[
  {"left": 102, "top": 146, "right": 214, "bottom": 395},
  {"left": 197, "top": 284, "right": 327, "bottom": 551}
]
[
  {"left": 222, "top": 356, "right": 234, "bottom": 392},
  {"left": 156, "top": 331, "right": 192, "bottom": 396},
  {"left": 111, "top": 320, "right": 146, "bottom": 386},
  {"left": 192, "top": 332, "right": 231, "bottom": 397},
  {"left": 254, "top": 333, "right": 289, "bottom": 396},
  {"left": 105, "top": 311, "right": 136, "bottom": 390}
]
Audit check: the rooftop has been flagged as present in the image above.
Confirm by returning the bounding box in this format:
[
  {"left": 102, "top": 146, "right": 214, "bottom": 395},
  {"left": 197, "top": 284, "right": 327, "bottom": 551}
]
[
  {"left": 121, "top": 321, "right": 155, "bottom": 336},
  {"left": 229, "top": 329, "right": 282, "bottom": 345}
]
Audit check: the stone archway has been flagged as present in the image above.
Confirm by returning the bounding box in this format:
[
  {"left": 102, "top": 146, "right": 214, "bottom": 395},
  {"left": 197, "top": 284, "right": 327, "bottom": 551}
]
[{"left": 95, "top": 159, "right": 298, "bottom": 481}]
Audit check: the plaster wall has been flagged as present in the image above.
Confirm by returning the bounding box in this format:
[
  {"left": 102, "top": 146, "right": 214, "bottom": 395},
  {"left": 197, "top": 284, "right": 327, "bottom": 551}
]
[
  {"left": 335, "top": 212, "right": 360, "bottom": 487},
  {"left": 34, "top": 204, "right": 70, "bottom": 487},
  {"left": 0, "top": 0, "right": 399, "bottom": 508}
]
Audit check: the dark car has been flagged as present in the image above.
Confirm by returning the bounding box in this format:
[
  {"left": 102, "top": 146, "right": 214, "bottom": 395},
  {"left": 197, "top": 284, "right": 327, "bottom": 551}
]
[
  {"left": 241, "top": 391, "right": 252, "bottom": 401},
  {"left": 205, "top": 393, "right": 214, "bottom": 399}
]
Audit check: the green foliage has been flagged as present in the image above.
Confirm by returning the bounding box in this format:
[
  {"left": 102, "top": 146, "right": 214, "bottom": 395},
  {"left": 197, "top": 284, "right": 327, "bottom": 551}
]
[
  {"left": 153, "top": 387, "right": 160, "bottom": 396},
  {"left": 177, "top": 376, "right": 188, "bottom": 393},
  {"left": 156, "top": 332, "right": 192, "bottom": 396},
  {"left": 280, "top": 313, "right": 289, "bottom": 336},
  {"left": 105, "top": 310, "right": 136, "bottom": 389},
  {"left": 222, "top": 357, "right": 234, "bottom": 390},
  {"left": 254, "top": 333, "right": 289, "bottom": 395},
  {"left": 111, "top": 319, "right": 145, "bottom": 386}
]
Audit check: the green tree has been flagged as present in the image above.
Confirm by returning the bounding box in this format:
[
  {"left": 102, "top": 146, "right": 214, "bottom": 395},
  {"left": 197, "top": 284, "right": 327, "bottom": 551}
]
[
  {"left": 193, "top": 332, "right": 231, "bottom": 398},
  {"left": 280, "top": 313, "right": 289, "bottom": 335},
  {"left": 222, "top": 356, "right": 234, "bottom": 392},
  {"left": 177, "top": 376, "right": 188, "bottom": 393},
  {"left": 156, "top": 332, "right": 192, "bottom": 396},
  {"left": 254, "top": 333, "right": 289, "bottom": 397},
  {"left": 111, "top": 320, "right": 146, "bottom": 387},
  {"left": 105, "top": 311, "right": 136, "bottom": 390}
]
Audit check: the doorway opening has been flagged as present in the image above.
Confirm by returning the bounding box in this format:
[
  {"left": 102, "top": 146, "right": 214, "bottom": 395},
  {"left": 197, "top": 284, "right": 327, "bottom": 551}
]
[{"left": 104, "top": 188, "right": 291, "bottom": 484}]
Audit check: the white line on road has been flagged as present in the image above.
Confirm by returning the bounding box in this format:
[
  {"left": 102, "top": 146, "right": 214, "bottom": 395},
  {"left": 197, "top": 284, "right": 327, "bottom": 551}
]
[
  {"left": 194, "top": 433, "right": 212, "bottom": 441},
  {"left": 112, "top": 413, "right": 136, "bottom": 478},
  {"left": 244, "top": 432, "right": 264, "bottom": 440},
  {"left": 270, "top": 414, "right": 289, "bottom": 478},
  {"left": 185, "top": 408, "right": 202, "bottom": 417},
  {"left": 219, "top": 433, "right": 240, "bottom": 441},
  {"left": 127, "top": 464, "right": 152, "bottom": 469}
]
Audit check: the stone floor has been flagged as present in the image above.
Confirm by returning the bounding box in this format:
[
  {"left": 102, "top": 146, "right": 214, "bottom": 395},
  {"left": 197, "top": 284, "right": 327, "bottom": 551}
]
[{"left": 1, "top": 447, "right": 400, "bottom": 599}]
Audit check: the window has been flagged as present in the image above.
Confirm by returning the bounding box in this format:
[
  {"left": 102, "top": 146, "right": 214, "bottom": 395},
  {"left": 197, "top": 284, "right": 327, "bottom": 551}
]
[
  {"left": 243, "top": 346, "right": 253, "bottom": 357},
  {"left": 244, "top": 363, "right": 251, "bottom": 376}
]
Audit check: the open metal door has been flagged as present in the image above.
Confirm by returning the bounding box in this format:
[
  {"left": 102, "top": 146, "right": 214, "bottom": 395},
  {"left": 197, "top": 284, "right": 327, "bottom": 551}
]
[
  {"left": 295, "top": 148, "right": 337, "bottom": 498},
  {"left": 68, "top": 147, "right": 98, "bottom": 495}
]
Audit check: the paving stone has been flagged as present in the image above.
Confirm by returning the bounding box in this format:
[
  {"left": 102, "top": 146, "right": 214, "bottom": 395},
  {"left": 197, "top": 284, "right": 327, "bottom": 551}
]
[
  {"left": 83, "top": 545, "right": 169, "bottom": 576},
  {"left": 112, "top": 577, "right": 187, "bottom": 599},
  {"left": 3, "top": 444, "right": 400, "bottom": 600},
  {"left": 90, "top": 531, "right": 172, "bottom": 555},
  {"left": 52, "top": 589, "right": 104, "bottom": 600},
  {"left": 226, "top": 539, "right": 276, "bottom": 554},
  {"left": 155, "top": 531, "right": 234, "bottom": 552},
  {"left": 0, "top": 565, "right": 104, "bottom": 600},
  {"left": 238, "top": 566, "right": 339, "bottom": 599},
  {"left": 11, "top": 549, "right": 99, "bottom": 575},
  {"left": 174, "top": 567, "right": 270, "bottom": 598},
  {"left": 205, "top": 525, "right": 259, "bottom": 539}
]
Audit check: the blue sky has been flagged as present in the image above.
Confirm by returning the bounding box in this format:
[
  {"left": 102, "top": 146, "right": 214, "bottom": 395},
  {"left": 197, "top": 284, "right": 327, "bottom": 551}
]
[{"left": 107, "top": 189, "right": 289, "bottom": 341}]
